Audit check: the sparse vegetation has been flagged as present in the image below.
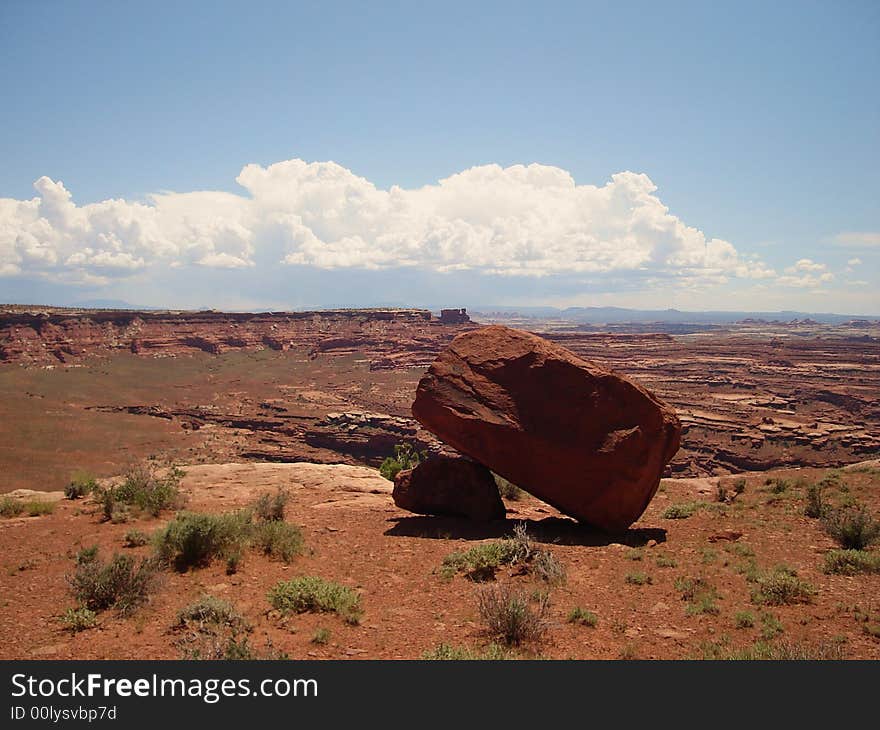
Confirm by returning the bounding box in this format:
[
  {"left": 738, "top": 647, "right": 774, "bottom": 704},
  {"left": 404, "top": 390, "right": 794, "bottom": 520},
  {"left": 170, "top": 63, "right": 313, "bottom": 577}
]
[
  {"left": 823, "top": 549, "right": 880, "bottom": 575},
  {"left": 440, "top": 523, "right": 562, "bottom": 583},
  {"left": 253, "top": 520, "right": 304, "bottom": 562},
  {"left": 311, "top": 627, "right": 331, "bottom": 645},
  {"left": 751, "top": 566, "right": 815, "bottom": 606},
  {"left": 759, "top": 612, "right": 784, "bottom": 640},
  {"left": 822, "top": 504, "right": 880, "bottom": 550},
  {"left": 65, "top": 472, "right": 97, "bottom": 499},
  {"left": 67, "top": 547, "right": 157, "bottom": 616},
  {"left": 123, "top": 529, "right": 149, "bottom": 548},
  {"left": 567, "top": 607, "right": 598, "bottom": 627},
  {"left": 708, "top": 640, "right": 845, "bottom": 660},
  {"left": 253, "top": 487, "right": 289, "bottom": 522},
  {"left": 476, "top": 584, "right": 548, "bottom": 646},
  {"left": 804, "top": 482, "right": 828, "bottom": 518},
  {"left": 96, "top": 461, "right": 185, "bottom": 520},
  {"left": 655, "top": 554, "right": 677, "bottom": 568},
  {"left": 154, "top": 510, "right": 253, "bottom": 571},
  {"left": 60, "top": 606, "right": 98, "bottom": 632},
  {"left": 24, "top": 500, "right": 54, "bottom": 516},
  {"left": 0, "top": 497, "right": 25, "bottom": 518},
  {"left": 675, "top": 577, "right": 720, "bottom": 616},
  {"left": 422, "top": 643, "right": 512, "bottom": 660},
  {"left": 268, "top": 576, "right": 362, "bottom": 625},
  {"left": 379, "top": 442, "right": 425, "bottom": 481},
  {"left": 734, "top": 611, "right": 755, "bottom": 628},
  {"left": 662, "top": 502, "right": 702, "bottom": 519},
  {"left": 175, "top": 595, "right": 250, "bottom": 633},
  {"left": 625, "top": 571, "right": 652, "bottom": 586}
]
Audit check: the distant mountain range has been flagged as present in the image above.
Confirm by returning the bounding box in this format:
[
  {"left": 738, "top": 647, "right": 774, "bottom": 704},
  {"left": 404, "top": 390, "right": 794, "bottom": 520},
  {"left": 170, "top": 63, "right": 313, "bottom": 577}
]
[
  {"left": 4, "top": 300, "right": 877, "bottom": 326},
  {"left": 467, "top": 306, "right": 880, "bottom": 325}
]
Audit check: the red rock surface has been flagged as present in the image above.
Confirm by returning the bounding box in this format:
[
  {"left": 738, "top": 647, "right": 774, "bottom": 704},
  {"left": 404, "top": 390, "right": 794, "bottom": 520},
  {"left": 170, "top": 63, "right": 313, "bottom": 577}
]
[
  {"left": 392, "top": 455, "right": 505, "bottom": 521},
  {"left": 412, "top": 325, "right": 681, "bottom": 531}
]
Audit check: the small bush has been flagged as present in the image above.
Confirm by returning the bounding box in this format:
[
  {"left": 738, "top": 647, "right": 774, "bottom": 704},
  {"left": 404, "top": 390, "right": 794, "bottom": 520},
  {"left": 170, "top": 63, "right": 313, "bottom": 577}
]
[
  {"left": 379, "top": 443, "right": 425, "bottom": 481},
  {"left": 734, "top": 611, "right": 755, "bottom": 628},
  {"left": 422, "top": 643, "right": 511, "bottom": 660},
  {"left": 60, "top": 607, "right": 98, "bottom": 632},
  {"left": 625, "top": 549, "right": 643, "bottom": 561},
  {"left": 655, "top": 554, "right": 677, "bottom": 568},
  {"left": 662, "top": 502, "right": 702, "bottom": 519},
  {"left": 268, "top": 576, "right": 362, "bottom": 625},
  {"left": 751, "top": 566, "right": 815, "bottom": 606},
  {"left": 253, "top": 521, "right": 304, "bottom": 562},
  {"left": 822, "top": 504, "right": 880, "bottom": 550},
  {"left": 311, "top": 628, "right": 331, "bottom": 645},
  {"left": 253, "top": 488, "right": 289, "bottom": 522},
  {"left": 804, "top": 483, "right": 828, "bottom": 519},
  {"left": 67, "top": 549, "right": 157, "bottom": 616},
  {"left": 123, "top": 529, "right": 149, "bottom": 548},
  {"left": 476, "top": 584, "right": 547, "bottom": 646},
  {"left": 724, "top": 640, "right": 845, "bottom": 661},
  {"left": 823, "top": 549, "right": 880, "bottom": 575},
  {"left": 675, "top": 577, "right": 720, "bottom": 615},
  {"left": 732, "top": 478, "right": 746, "bottom": 495},
  {"left": 154, "top": 510, "right": 253, "bottom": 571},
  {"left": 23, "top": 500, "right": 55, "bottom": 516},
  {"left": 97, "top": 462, "right": 185, "bottom": 519},
  {"left": 66, "top": 472, "right": 97, "bottom": 499},
  {"left": 175, "top": 595, "right": 250, "bottom": 633},
  {"left": 0, "top": 497, "right": 25, "bottom": 518},
  {"left": 567, "top": 607, "right": 598, "bottom": 627},
  {"left": 625, "top": 571, "right": 652, "bottom": 586},
  {"left": 759, "top": 612, "right": 784, "bottom": 640},
  {"left": 440, "top": 522, "right": 535, "bottom": 581},
  {"left": 495, "top": 474, "right": 525, "bottom": 501},
  {"left": 764, "top": 477, "right": 791, "bottom": 494},
  {"left": 531, "top": 550, "right": 567, "bottom": 586},
  {"left": 179, "top": 632, "right": 287, "bottom": 660}
]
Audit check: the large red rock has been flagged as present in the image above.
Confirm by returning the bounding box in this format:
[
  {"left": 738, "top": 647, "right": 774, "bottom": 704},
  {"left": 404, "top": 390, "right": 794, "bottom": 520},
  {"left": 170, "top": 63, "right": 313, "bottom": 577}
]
[
  {"left": 411, "top": 325, "right": 681, "bottom": 531},
  {"left": 393, "top": 455, "right": 505, "bottom": 521}
]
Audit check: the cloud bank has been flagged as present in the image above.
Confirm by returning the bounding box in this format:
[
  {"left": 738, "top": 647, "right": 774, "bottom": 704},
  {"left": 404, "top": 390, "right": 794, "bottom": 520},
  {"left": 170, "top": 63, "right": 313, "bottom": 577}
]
[{"left": 1, "top": 159, "right": 778, "bottom": 286}]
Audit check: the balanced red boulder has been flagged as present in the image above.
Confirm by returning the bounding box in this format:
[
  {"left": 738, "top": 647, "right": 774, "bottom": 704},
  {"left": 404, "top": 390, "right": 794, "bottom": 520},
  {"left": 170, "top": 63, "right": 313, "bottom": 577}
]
[
  {"left": 411, "top": 325, "right": 681, "bottom": 531},
  {"left": 393, "top": 455, "right": 505, "bottom": 521}
]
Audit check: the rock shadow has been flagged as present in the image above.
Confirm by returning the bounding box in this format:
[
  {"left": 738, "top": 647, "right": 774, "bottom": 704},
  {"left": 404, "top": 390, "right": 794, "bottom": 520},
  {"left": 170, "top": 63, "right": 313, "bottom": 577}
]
[{"left": 384, "top": 514, "right": 666, "bottom": 548}]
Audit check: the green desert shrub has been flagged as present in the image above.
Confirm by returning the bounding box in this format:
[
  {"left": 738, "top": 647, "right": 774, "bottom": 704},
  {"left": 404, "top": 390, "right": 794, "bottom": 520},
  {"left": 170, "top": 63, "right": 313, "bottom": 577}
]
[
  {"left": 476, "top": 584, "right": 548, "bottom": 647},
  {"left": 175, "top": 595, "right": 250, "bottom": 633},
  {"left": 675, "top": 576, "right": 720, "bottom": 615},
  {"left": 567, "top": 607, "right": 599, "bottom": 627},
  {"left": 822, "top": 504, "right": 880, "bottom": 550},
  {"left": 379, "top": 442, "right": 425, "bottom": 481},
  {"left": 253, "top": 488, "right": 289, "bottom": 522},
  {"left": 60, "top": 607, "right": 98, "bottom": 633},
  {"left": 311, "top": 628, "right": 331, "bottom": 645},
  {"left": 23, "top": 500, "right": 54, "bottom": 516},
  {"left": 268, "top": 576, "right": 362, "bottom": 625},
  {"left": 66, "top": 472, "right": 97, "bottom": 499},
  {"left": 662, "top": 502, "right": 702, "bottom": 519},
  {"left": 67, "top": 547, "right": 157, "bottom": 616},
  {"left": 97, "top": 462, "right": 185, "bottom": 519},
  {"left": 253, "top": 520, "right": 304, "bottom": 562},
  {"left": 123, "top": 529, "right": 149, "bottom": 548},
  {"left": 804, "top": 482, "right": 828, "bottom": 518},
  {"left": 0, "top": 497, "right": 25, "bottom": 518},
  {"left": 823, "top": 549, "right": 880, "bottom": 575},
  {"left": 734, "top": 611, "right": 755, "bottom": 629},
  {"left": 751, "top": 566, "right": 815, "bottom": 606},
  {"left": 154, "top": 510, "right": 253, "bottom": 571},
  {"left": 422, "top": 643, "right": 511, "bottom": 660},
  {"left": 625, "top": 571, "right": 652, "bottom": 586},
  {"left": 723, "top": 640, "right": 845, "bottom": 661}
]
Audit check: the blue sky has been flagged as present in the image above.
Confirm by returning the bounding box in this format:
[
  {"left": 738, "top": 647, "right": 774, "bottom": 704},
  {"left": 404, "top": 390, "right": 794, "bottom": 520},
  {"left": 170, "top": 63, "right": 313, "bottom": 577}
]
[{"left": 1, "top": 0, "right": 878, "bottom": 313}]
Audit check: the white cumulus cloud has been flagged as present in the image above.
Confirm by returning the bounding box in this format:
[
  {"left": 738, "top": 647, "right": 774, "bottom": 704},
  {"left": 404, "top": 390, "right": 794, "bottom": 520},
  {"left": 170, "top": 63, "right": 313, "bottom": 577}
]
[{"left": 0, "top": 158, "right": 788, "bottom": 285}]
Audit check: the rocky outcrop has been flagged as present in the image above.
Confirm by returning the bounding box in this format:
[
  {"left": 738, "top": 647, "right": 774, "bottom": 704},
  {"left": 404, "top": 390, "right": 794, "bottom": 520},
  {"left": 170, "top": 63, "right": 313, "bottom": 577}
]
[
  {"left": 411, "top": 325, "right": 681, "bottom": 531},
  {"left": 392, "top": 455, "right": 505, "bottom": 521}
]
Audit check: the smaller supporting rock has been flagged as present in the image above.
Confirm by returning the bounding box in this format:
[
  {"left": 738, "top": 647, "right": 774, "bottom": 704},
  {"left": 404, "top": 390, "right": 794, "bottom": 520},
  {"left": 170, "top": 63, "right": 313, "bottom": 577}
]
[{"left": 392, "top": 455, "right": 505, "bottom": 521}]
